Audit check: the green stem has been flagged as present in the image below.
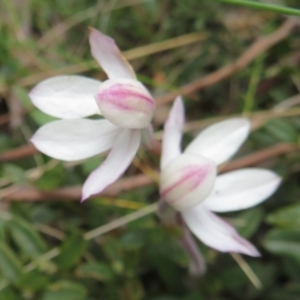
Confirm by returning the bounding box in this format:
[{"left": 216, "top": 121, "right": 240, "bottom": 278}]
[
  {"left": 219, "top": 0, "right": 300, "bottom": 17},
  {"left": 243, "top": 54, "right": 265, "bottom": 113}
]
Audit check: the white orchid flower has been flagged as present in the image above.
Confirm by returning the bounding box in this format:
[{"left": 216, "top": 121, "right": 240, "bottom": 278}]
[
  {"left": 159, "top": 97, "right": 281, "bottom": 256},
  {"left": 29, "top": 28, "right": 155, "bottom": 200}
]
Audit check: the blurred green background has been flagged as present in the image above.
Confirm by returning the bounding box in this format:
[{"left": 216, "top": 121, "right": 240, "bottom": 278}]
[{"left": 1, "top": 0, "right": 300, "bottom": 299}]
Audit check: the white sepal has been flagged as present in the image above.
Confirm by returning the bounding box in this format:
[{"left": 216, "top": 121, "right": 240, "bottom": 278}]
[
  {"left": 89, "top": 28, "right": 136, "bottom": 80},
  {"left": 205, "top": 168, "right": 282, "bottom": 212},
  {"left": 182, "top": 206, "right": 260, "bottom": 256},
  {"left": 29, "top": 75, "right": 101, "bottom": 119},
  {"left": 31, "top": 119, "right": 120, "bottom": 161},
  {"left": 185, "top": 118, "right": 250, "bottom": 166},
  {"left": 160, "top": 96, "right": 184, "bottom": 170},
  {"left": 82, "top": 129, "right": 141, "bottom": 200}
]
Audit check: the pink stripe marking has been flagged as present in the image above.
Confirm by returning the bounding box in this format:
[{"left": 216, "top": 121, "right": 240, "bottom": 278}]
[
  {"left": 98, "top": 92, "right": 134, "bottom": 111},
  {"left": 161, "top": 164, "right": 209, "bottom": 203},
  {"left": 100, "top": 83, "right": 154, "bottom": 105},
  {"left": 113, "top": 83, "right": 154, "bottom": 104}
]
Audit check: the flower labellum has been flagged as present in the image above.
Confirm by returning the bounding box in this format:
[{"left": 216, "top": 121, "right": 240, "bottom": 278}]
[
  {"left": 160, "top": 153, "right": 216, "bottom": 211},
  {"left": 96, "top": 78, "right": 155, "bottom": 128}
]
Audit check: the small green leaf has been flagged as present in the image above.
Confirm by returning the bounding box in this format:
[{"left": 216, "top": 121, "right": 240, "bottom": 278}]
[
  {"left": 0, "top": 135, "right": 11, "bottom": 152},
  {"left": 264, "top": 229, "right": 300, "bottom": 263},
  {"left": 56, "top": 232, "right": 87, "bottom": 270},
  {"left": 264, "top": 119, "right": 298, "bottom": 143},
  {"left": 0, "top": 219, "right": 7, "bottom": 241},
  {"left": 0, "top": 287, "right": 19, "bottom": 300},
  {"left": 267, "top": 204, "right": 300, "bottom": 228},
  {"left": 8, "top": 217, "right": 47, "bottom": 258},
  {"left": 120, "top": 231, "right": 146, "bottom": 250},
  {"left": 102, "top": 238, "right": 124, "bottom": 274},
  {"left": 2, "top": 164, "right": 27, "bottom": 185},
  {"left": 18, "top": 270, "right": 50, "bottom": 291},
  {"left": 42, "top": 280, "right": 87, "bottom": 300},
  {"left": 0, "top": 242, "right": 23, "bottom": 283},
  {"left": 236, "top": 207, "right": 263, "bottom": 238},
  {"left": 29, "top": 110, "right": 56, "bottom": 126},
  {"left": 147, "top": 245, "right": 182, "bottom": 288},
  {"left": 82, "top": 156, "right": 103, "bottom": 176},
  {"left": 75, "top": 262, "right": 115, "bottom": 282},
  {"left": 35, "top": 164, "right": 64, "bottom": 190},
  {"left": 12, "top": 86, "right": 32, "bottom": 110}
]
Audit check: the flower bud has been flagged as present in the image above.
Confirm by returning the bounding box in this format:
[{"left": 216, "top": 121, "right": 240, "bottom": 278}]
[
  {"left": 160, "top": 153, "right": 216, "bottom": 211},
  {"left": 95, "top": 79, "right": 155, "bottom": 129}
]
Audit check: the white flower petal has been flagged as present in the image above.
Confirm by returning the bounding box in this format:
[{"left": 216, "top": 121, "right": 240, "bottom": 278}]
[
  {"left": 82, "top": 129, "right": 141, "bottom": 200},
  {"left": 29, "top": 75, "right": 101, "bottom": 119},
  {"left": 205, "top": 168, "right": 281, "bottom": 213},
  {"left": 182, "top": 207, "right": 260, "bottom": 256},
  {"left": 160, "top": 96, "right": 185, "bottom": 169},
  {"left": 31, "top": 119, "right": 120, "bottom": 161},
  {"left": 185, "top": 118, "right": 250, "bottom": 165},
  {"left": 89, "top": 28, "right": 136, "bottom": 80}
]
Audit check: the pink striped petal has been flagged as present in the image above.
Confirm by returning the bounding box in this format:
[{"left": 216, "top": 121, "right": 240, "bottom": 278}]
[
  {"left": 182, "top": 207, "right": 260, "bottom": 256},
  {"left": 160, "top": 153, "right": 216, "bottom": 211},
  {"left": 160, "top": 96, "right": 184, "bottom": 169},
  {"left": 185, "top": 118, "right": 250, "bottom": 166},
  {"left": 29, "top": 75, "right": 101, "bottom": 119},
  {"left": 31, "top": 119, "right": 120, "bottom": 161},
  {"left": 95, "top": 79, "right": 155, "bottom": 129},
  {"left": 82, "top": 129, "right": 141, "bottom": 200},
  {"left": 205, "top": 169, "right": 281, "bottom": 213},
  {"left": 89, "top": 28, "right": 136, "bottom": 80}
]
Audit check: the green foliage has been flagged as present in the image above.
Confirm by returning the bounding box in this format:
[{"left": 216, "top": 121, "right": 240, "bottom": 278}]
[
  {"left": 236, "top": 207, "right": 264, "bottom": 238},
  {"left": 264, "top": 119, "right": 299, "bottom": 143},
  {"left": 41, "top": 280, "right": 87, "bottom": 300},
  {"left": 267, "top": 204, "right": 300, "bottom": 228},
  {"left": 35, "top": 164, "right": 65, "bottom": 190},
  {"left": 56, "top": 232, "right": 87, "bottom": 271},
  {"left": 18, "top": 270, "right": 50, "bottom": 292},
  {"left": 0, "top": 242, "right": 23, "bottom": 283},
  {"left": 75, "top": 262, "right": 115, "bottom": 282},
  {"left": 0, "top": 287, "right": 19, "bottom": 300},
  {"left": 2, "top": 164, "right": 27, "bottom": 185},
  {"left": 264, "top": 229, "right": 300, "bottom": 263},
  {"left": 8, "top": 216, "right": 47, "bottom": 258},
  {"left": 29, "top": 110, "right": 57, "bottom": 126}
]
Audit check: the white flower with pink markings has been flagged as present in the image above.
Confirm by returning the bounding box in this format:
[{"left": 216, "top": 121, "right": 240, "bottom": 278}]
[
  {"left": 159, "top": 97, "right": 281, "bottom": 256},
  {"left": 29, "top": 28, "right": 155, "bottom": 200}
]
